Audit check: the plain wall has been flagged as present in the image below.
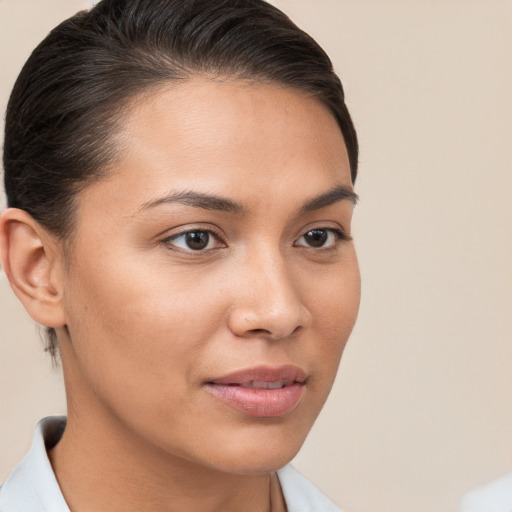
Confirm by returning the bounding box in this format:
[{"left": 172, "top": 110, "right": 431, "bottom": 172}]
[{"left": 1, "top": 1, "right": 511, "bottom": 511}]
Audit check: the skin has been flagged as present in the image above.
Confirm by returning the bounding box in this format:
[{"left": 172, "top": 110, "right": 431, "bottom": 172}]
[{"left": 1, "top": 78, "right": 360, "bottom": 512}]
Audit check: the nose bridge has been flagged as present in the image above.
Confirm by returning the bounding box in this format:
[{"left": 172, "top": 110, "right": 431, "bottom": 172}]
[{"left": 228, "top": 245, "right": 310, "bottom": 339}]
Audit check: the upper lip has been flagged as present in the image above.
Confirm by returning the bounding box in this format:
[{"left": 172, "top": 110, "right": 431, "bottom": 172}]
[{"left": 207, "top": 365, "right": 307, "bottom": 386}]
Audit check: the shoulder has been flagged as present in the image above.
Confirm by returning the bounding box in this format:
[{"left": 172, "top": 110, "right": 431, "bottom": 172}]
[{"left": 277, "top": 464, "right": 343, "bottom": 512}]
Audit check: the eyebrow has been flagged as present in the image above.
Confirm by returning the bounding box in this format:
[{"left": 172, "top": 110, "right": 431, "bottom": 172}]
[
  {"left": 298, "top": 184, "right": 358, "bottom": 214},
  {"left": 138, "top": 190, "right": 248, "bottom": 215},
  {"left": 138, "top": 184, "right": 358, "bottom": 216}
]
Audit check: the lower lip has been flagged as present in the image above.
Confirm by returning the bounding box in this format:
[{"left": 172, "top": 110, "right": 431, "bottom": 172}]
[{"left": 205, "top": 383, "right": 305, "bottom": 418}]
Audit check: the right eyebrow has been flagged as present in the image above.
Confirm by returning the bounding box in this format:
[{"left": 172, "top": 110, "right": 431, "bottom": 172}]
[{"left": 136, "top": 190, "right": 248, "bottom": 215}]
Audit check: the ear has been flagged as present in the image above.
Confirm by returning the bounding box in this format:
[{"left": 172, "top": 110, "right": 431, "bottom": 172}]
[{"left": 0, "top": 208, "right": 66, "bottom": 329}]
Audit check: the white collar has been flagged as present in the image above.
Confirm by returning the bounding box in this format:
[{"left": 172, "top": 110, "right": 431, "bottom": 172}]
[{"left": 0, "top": 417, "right": 70, "bottom": 512}]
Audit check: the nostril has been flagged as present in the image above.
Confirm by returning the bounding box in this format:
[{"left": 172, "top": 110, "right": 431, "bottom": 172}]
[
  {"left": 291, "top": 325, "right": 302, "bottom": 336},
  {"left": 247, "top": 328, "right": 272, "bottom": 336},
  {"left": 245, "top": 325, "right": 303, "bottom": 340}
]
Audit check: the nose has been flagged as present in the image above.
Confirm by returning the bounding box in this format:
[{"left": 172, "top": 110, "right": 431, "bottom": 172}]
[{"left": 227, "top": 251, "right": 312, "bottom": 340}]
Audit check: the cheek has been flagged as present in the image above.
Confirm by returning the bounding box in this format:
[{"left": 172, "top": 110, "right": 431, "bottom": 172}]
[
  {"left": 305, "top": 251, "right": 361, "bottom": 379},
  {"left": 67, "top": 248, "right": 221, "bottom": 340},
  {"left": 310, "top": 249, "right": 361, "bottom": 335},
  {"left": 62, "top": 251, "right": 227, "bottom": 404}
]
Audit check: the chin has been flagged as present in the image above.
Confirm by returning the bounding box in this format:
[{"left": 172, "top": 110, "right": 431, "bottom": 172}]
[
  {"left": 212, "top": 449, "right": 301, "bottom": 476},
  {"left": 197, "top": 422, "right": 310, "bottom": 475}
]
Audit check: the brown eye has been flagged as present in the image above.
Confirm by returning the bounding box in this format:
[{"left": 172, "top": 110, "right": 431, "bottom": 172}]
[
  {"left": 164, "top": 229, "right": 224, "bottom": 252},
  {"left": 184, "top": 231, "right": 210, "bottom": 250},
  {"left": 303, "top": 229, "right": 328, "bottom": 247}
]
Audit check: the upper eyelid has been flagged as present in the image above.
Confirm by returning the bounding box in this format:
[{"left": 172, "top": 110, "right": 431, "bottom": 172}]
[
  {"left": 161, "top": 225, "right": 225, "bottom": 241},
  {"left": 167, "top": 228, "right": 218, "bottom": 240},
  {"left": 296, "top": 224, "right": 351, "bottom": 241}
]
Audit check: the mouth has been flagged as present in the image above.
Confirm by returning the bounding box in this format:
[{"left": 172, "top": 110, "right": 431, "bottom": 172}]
[
  {"left": 205, "top": 365, "right": 307, "bottom": 418},
  {"left": 223, "top": 379, "right": 295, "bottom": 389}
]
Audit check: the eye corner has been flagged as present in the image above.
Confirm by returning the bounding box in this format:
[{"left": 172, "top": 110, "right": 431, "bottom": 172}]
[{"left": 338, "top": 230, "right": 353, "bottom": 242}]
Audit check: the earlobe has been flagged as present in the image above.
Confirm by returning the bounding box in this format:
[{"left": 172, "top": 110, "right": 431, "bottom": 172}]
[{"left": 0, "top": 208, "right": 67, "bottom": 329}]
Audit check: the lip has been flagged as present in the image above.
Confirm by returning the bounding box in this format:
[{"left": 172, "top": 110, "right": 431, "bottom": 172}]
[{"left": 204, "top": 365, "right": 307, "bottom": 418}]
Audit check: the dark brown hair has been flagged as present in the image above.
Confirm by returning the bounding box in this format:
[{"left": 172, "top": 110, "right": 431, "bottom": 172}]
[{"left": 3, "top": 0, "right": 358, "bottom": 360}]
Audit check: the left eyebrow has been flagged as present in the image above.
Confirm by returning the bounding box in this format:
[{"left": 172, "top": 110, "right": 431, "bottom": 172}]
[{"left": 298, "top": 184, "right": 358, "bottom": 214}]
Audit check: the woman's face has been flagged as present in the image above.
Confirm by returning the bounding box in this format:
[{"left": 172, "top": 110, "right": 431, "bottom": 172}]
[{"left": 59, "top": 79, "right": 360, "bottom": 473}]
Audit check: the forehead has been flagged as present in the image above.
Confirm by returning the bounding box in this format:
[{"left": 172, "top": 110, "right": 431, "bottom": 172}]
[{"left": 78, "top": 78, "right": 351, "bottom": 218}]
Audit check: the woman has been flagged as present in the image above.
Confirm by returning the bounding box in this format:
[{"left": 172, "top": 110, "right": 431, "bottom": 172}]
[{"left": 0, "top": 1, "right": 360, "bottom": 510}]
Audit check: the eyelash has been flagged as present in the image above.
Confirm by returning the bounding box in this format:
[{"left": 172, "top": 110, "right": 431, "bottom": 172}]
[{"left": 161, "top": 226, "right": 351, "bottom": 254}]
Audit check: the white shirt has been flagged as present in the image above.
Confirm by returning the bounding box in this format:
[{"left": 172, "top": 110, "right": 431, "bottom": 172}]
[{"left": 0, "top": 417, "right": 342, "bottom": 512}]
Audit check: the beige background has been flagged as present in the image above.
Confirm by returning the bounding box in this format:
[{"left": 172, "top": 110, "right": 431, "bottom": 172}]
[{"left": 1, "top": 1, "right": 511, "bottom": 511}]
